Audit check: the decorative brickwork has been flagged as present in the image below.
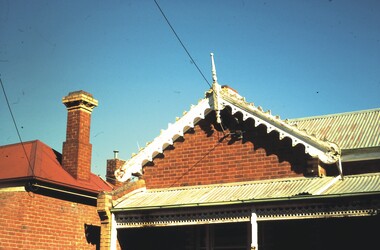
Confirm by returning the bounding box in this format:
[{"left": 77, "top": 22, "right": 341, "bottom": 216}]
[
  {"left": 143, "top": 112, "right": 308, "bottom": 189},
  {"left": 97, "top": 180, "right": 145, "bottom": 250},
  {"left": 97, "top": 192, "right": 113, "bottom": 250}
]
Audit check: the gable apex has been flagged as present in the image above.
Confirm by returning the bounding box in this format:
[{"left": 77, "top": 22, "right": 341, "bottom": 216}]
[{"left": 115, "top": 85, "right": 341, "bottom": 183}]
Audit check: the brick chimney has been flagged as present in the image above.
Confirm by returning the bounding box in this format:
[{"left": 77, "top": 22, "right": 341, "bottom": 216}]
[
  {"left": 62, "top": 90, "right": 98, "bottom": 181},
  {"left": 106, "top": 150, "right": 125, "bottom": 187}
]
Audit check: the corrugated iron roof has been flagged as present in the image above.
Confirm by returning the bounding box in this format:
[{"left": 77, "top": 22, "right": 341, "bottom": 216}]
[
  {"left": 114, "top": 174, "right": 380, "bottom": 211},
  {"left": 114, "top": 177, "right": 330, "bottom": 210},
  {"left": 324, "top": 173, "right": 380, "bottom": 195},
  {"left": 289, "top": 108, "right": 380, "bottom": 149}
]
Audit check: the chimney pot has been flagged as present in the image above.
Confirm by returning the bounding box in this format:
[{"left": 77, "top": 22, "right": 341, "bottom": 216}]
[{"left": 113, "top": 150, "right": 119, "bottom": 159}]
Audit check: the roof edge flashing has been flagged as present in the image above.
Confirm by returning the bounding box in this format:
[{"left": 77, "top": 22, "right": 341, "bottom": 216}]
[{"left": 341, "top": 147, "right": 380, "bottom": 162}]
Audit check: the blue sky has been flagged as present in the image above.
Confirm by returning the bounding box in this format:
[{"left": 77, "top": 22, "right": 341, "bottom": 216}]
[{"left": 1, "top": 0, "right": 379, "bottom": 177}]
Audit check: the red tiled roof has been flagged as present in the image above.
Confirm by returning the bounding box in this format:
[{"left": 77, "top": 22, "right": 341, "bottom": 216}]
[{"left": 0, "top": 140, "right": 113, "bottom": 193}]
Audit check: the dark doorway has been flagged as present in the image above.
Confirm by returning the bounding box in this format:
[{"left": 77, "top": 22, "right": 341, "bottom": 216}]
[
  {"left": 117, "top": 222, "right": 249, "bottom": 250},
  {"left": 260, "top": 215, "right": 379, "bottom": 250}
]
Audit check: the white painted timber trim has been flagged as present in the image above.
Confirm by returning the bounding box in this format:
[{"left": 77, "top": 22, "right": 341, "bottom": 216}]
[
  {"left": 218, "top": 94, "right": 340, "bottom": 164},
  {"left": 115, "top": 88, "right": 340, "bottom": 182},
  {"left": 115, "top": 98, "right": 212, "bottom": 182}
]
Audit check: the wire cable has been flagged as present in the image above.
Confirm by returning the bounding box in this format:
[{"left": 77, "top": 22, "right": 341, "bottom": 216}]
[
  {"left": 0, "top": 75, "right": 34, "bottom": 176},
  {"left": 153, "top": 0, "right": 212, "bottom": 88}
]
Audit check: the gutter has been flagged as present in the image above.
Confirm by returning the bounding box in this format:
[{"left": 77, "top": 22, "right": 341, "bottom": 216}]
[
  {"left": 30, "top": 182, "right": 98, "bottom": 200},
  {"left": 32, "top": 176, "right": 106, "bottom": 194},
  {"left": 1, "top": 175, "right": 107, "bottom": 194},
  {"left": 341, "top": 147, "right": 380, "bottom": 162}
]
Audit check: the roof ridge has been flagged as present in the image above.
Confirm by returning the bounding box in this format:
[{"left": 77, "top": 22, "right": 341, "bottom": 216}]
[{"left": 0, "top": 139, "right": 38, "bottom": 149}]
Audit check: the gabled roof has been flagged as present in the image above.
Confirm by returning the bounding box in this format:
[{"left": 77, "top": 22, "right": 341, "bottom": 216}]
[
  {"left": 212, "top": 85, "right": 340, "bottom": 162},
  {"left": 289, "top": 108, "right": 380, "bottom": 162},
  {"left": 115, "top": 83, "right": 341, "bottom": 182},
  {"left": 0, "top": 140, "right": 113, "bottom": 193},
  {"left": 289, "top": 108, "right": 380, "bottom": 150},
  {"left": 113, "top": 173, "right": 380, "bottom": 211}
]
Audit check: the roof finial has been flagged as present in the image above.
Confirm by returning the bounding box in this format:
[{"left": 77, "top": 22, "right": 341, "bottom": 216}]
[
  {"left": 211, "top": 53, "right": 218, "bottom": 84},
  {"left": 210, "top": 53, "right": 222, "bottom": 124}
]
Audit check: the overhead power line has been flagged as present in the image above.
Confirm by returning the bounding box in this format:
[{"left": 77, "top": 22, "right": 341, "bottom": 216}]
[
  {"left": 0, "top": 75, "right": 34, "bottom": 176},
  {"left": 153, "top": 0, "right": 212, "bottom": 88}
]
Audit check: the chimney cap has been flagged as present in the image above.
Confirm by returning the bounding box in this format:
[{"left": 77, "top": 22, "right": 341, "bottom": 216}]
[
  {"left": 68, "top": 90, "right": 94, "bottom": 97},
  {"left": 62, "top": 90, "right": 98, "bottom": 112}
]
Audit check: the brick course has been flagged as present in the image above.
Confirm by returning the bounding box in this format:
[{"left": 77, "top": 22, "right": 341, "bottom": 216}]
[
  {"left": 62, "top": 109, "right": 93, "bottom": 181},
  {"left": 143, "top": 113, "right": 308, "bottom": 189},
  {"left": 0, "top": 189, "right": 100, "bottom": 250}
]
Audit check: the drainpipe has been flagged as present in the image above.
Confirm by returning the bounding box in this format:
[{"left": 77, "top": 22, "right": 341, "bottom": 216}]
[
  {"left": 314, "top": 175, "right": 342, "bottom": 195},
  {"left": 337, "top": 156, "right": 344, "bottom": 180}
]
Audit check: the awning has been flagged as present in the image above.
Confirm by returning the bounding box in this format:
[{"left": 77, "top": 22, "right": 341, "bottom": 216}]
[{"left": 113, "top": 173, "right": 380, "bottom": 211}]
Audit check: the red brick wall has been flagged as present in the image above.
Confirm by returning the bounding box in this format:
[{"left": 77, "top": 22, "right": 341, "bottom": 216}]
[
  {"left": 62, "top": 109, "right": 92, "bottom": 181},
  {"left": 0, "top": 189, "right": 100, "bottom": 250},
  {"left": 106, "top": 159, "right": 126, "bottom": 187},
  {"left": 143, "top": 113, "right": 307, "bottom": 189}
]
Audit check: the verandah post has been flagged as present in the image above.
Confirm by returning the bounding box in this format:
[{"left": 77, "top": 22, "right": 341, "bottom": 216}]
[{"left": 251, "top": 209, "right": 258, "bottom": 250}]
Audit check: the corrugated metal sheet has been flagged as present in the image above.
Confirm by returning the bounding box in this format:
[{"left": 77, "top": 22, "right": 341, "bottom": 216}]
[
  {"left": 114, "top": 177, "right": 335, "bottom": 209},
  {"left": 289, "top": 108, "right": 380, "bottom": 149},
  {"left": 324, "top": 173, "right": 380, "bottom": 195},
  {"left": 114, "top": 174, "right": 380, "bottom": 210}
]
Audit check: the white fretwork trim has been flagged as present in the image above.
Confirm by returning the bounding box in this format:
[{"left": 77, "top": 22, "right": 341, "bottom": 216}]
[
  {"left": 115, "top": 98, "right": 213, "bottom": 182},
  {"left": 260, "top": 209, "right": 375, "bottom": 221},
  {"left": 115, "top": 86, "right": 341, "bottom": 182},
  {"left": 114, "top": 203, "right": 377, "bottom": 228},
  {"left": 217, "top": 87, "right": 340, "bottom": 164},
  {"left": 115, "top": 208, "right": 251, "bottom": 228}
]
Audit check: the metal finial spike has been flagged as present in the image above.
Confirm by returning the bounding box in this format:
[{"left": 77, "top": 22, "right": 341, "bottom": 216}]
[
  {"left": 210, "top": 53, "right": 221, "bottom": 124},
  {"left": 210, "top": 53, "right": 218, "bottom": 83}
]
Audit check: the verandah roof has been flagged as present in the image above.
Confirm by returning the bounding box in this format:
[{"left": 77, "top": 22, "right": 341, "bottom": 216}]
[{"left": 113, "top": 173, "right": 380, "bottom": 211}]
